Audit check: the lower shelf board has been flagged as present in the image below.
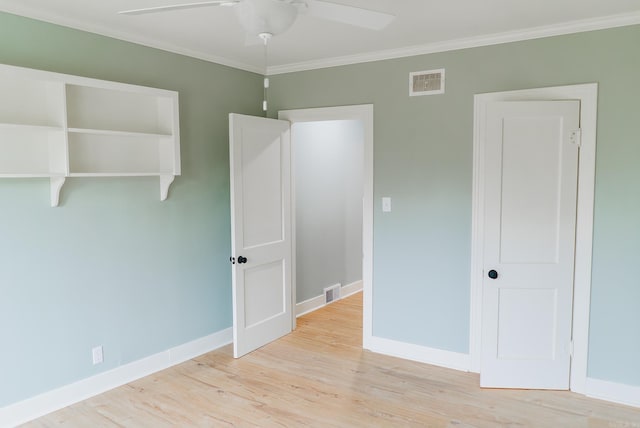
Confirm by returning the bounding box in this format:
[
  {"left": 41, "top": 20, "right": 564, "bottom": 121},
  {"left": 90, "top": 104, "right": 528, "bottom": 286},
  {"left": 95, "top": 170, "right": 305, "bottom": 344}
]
[
  {"left": 0, "top": 174, "right": 179, "bottom": 207},
  {"left": 0, "top": 174, "right": 63, "bottom": 178},
  {"left": 68, "top": 172, "right": 169, "bottom": 177}
]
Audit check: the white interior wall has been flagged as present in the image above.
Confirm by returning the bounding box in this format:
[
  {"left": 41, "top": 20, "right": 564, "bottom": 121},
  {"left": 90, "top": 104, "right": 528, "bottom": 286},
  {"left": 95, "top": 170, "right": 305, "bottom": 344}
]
[{"left": 293, "top": 120, "right": 364, "bottom": 302}]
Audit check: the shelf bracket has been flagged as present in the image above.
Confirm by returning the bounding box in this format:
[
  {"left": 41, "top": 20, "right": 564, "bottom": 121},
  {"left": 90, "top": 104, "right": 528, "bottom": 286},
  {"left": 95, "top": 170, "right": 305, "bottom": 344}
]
[
  {"left": 50, "top": 177, "right": 66, "bottom": 207},
  {"left": 159, "top": 175, "right": 175, "bottom": 201}
]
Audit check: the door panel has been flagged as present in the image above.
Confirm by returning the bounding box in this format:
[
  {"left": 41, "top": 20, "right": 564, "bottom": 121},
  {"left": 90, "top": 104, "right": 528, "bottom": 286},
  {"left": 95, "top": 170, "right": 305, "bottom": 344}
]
[
  {"left": 497, "top": 288, "right": 557, "bottom": 360},
  {"left": 481, "top": 101, "right": 580, "bottom": 389},
  {"left": 240, "top": 127, "right": 284, "bottom": 248},
  {"left": 244, "top": 260, "right": 286, "bottom": 327},
  {"left": 229, "top": 113, "right": 292, "bottom": 358},
  {"left": 500, "top": 116, "right": 564, "bottom": 264}
]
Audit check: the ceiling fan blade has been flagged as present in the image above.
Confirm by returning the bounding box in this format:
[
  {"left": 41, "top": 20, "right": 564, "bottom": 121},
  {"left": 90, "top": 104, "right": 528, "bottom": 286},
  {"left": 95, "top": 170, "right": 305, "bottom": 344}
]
[
  {"left": 307, "top": 0, "right": 394, "bottom": 30},
  {"left": 118, "top": 1, "right": 238, "bottom": 16}
]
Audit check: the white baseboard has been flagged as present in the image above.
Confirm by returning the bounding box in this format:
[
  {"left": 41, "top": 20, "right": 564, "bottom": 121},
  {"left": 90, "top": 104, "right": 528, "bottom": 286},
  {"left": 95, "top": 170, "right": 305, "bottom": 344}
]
[
  {"left": 341, "top": 280, "right": 364, "bottom": 298},
  {"left": 585, "top": 377, "right": 640, "bottom": 409},
  {"left": 296, "top": 280, "right": 363, "bottom": 317},
  {"left": 366, "top": 337, "right": 639, "bottom": 410},
  {"left": 0, "top": 328, "right": 233, "bottom": 427},
  {"left": 367, "top": 335, "right": 471, "bottom": 372},
  {"left": 296, "top": 294, "right": 326, "bottom": 317}
]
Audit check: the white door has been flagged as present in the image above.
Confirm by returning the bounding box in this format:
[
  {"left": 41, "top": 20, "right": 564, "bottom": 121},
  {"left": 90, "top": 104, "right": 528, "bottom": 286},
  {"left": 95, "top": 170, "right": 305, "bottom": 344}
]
[
  {"left": 229, "top": 113, "right": 292, "bottom": 358},
  {"left": 480, "top": 101, "right": 580, "bottom": 389}
]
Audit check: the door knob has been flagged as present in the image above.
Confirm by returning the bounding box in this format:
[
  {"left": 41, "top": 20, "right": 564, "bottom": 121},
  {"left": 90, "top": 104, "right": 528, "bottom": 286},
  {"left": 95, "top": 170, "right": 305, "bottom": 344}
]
[
  {"left": 488, "top": 269, "right": 498, "bottom": 279},
  {"left": 237, "top": 256, "right": 248, "bottom": 264}
]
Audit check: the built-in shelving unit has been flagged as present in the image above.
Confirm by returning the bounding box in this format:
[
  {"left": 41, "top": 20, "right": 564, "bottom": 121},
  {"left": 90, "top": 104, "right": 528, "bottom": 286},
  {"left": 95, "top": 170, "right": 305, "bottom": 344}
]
[{"left": 0, "top": 63, "right": 180, "bottom": 206}]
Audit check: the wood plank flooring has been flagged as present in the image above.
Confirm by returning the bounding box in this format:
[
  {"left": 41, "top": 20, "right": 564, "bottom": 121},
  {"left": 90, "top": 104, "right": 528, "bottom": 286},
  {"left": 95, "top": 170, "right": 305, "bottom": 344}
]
[{"left": 24, "top": 292, "right": 640, "bottom": 427}]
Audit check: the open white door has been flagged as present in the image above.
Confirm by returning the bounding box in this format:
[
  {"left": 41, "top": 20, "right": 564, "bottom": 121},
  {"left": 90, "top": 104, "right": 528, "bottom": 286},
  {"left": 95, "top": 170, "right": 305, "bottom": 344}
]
[
  {"left": 480, "top": 101, "right": 580, "bottom": 389},
  {"left": 229, "top": 113, "right": 292, "bottom": 358}
]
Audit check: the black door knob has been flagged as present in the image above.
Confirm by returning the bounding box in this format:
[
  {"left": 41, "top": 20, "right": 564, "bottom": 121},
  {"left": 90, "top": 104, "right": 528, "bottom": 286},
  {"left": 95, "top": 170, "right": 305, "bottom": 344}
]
[
  {"left": 488, "top": 269, "right": 498, "bottom": 279},
  {"left": 237, "top": 256, "right": 248, "bottom": 264}
]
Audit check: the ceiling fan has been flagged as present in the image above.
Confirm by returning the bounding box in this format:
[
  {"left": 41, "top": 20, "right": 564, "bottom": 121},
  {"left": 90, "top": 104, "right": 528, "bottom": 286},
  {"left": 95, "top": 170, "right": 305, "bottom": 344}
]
[{"left": 119, "top": 0, "right": 395, "bottom": 39}]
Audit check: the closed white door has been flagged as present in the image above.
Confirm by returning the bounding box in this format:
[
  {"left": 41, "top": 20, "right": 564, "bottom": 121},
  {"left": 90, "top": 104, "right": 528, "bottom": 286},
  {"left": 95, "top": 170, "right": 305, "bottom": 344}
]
[
  {"left": 480, "top": 101, "right": 580, "bottom": 389},
  {"left": 229, "top": 113, "right": 292, "bottom": 358}
]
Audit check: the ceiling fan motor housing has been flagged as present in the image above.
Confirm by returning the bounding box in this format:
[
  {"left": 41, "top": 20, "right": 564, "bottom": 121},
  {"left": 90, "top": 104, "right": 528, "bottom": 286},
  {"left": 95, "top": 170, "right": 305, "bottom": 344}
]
[{"left": 236, "top": 0, "right": 299, "bottom": 36}]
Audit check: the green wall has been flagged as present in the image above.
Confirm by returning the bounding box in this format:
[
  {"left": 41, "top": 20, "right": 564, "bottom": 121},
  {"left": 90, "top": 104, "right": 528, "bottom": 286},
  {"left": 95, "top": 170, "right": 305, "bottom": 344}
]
[
  {"left": 1, "top": 10, "right": 639, "bottom": 409},
  {"left": 270, "top": 25, "right": 640, "bottom": 385},
  {"left": 0, "top": 12, "right": 262, "bottom": 407}
]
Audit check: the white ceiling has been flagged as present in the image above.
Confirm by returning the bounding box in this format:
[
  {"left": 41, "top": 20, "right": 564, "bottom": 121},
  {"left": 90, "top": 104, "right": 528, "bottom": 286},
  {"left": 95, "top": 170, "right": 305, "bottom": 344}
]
[{"left": 1, "top": 0, "right": 640, "bottom": 74}]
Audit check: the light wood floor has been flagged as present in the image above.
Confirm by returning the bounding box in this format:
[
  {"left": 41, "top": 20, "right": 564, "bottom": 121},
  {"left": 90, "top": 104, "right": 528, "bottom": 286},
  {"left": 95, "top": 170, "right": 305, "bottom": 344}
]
[{"left": 25, "top": 292, "right": 640, "bottom": 427}]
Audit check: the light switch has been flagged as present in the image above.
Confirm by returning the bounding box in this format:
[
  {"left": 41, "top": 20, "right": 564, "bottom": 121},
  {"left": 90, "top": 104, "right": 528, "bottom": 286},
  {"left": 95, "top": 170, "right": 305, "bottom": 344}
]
[{"left": 382, "top": 197, "right": 391, "bottom": 212}]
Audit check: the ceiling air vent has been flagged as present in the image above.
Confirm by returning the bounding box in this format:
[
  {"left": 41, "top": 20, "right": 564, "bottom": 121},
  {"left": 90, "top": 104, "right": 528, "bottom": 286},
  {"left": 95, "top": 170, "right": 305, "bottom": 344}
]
[{"left": 409, "top": 68, "right": 445, "bottom": 96}]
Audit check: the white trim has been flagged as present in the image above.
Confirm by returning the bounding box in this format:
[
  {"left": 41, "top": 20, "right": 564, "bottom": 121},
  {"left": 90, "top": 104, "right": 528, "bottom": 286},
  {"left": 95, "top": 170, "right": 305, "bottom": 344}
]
[
  {"left": 368, "top": 336, "right": 471, "bottom": 372},
  {"left": 268, "top": 11, "right": 640, "bottom": 75},
  {"left": 0, "top": 328, "right": 233, "bottom": 427},
  {"left": 278, "top": 105, "right": 374, "bottom": 349},
  {"left": 341, "top": 280, "right": 364, "bottom": 298},
  {"left": 0, "top": 6, "right": 263, "bottom": 74},
  {"left": 295, "top": 280, "right": 364, "bottom": 317},
  {"left": 3, "top": 5, "right": 639, "bottom": 75},
  {"left": 296, "top": 294, "right": 326, "bottom": 317},
  {"left": 470, "top": 84, "right": 598, "bottom": 394},
  {"left": 288, "top": 111, "right": 298, "bottom": 330},
  {"left": 585, "top": 378, "right": 640, "bottom": 409}
]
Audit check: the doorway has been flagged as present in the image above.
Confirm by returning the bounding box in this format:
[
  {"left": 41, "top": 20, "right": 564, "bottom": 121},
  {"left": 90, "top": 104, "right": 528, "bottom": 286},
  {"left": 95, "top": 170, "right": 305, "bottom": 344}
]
[
  {"left": 292, "top": 119, "right": 364, "bottom": 315},
  {"left": 470, "top": 84, "right": 598, "bottom": 393},
  {"left": 279, "top": 105, "right": 374, "bottom": 344}
]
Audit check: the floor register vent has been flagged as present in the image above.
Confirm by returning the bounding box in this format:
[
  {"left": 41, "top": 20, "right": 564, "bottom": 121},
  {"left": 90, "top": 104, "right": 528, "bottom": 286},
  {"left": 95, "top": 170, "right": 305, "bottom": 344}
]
[
  {"left": 324, "top": 284, "right": 341, "bottom": 304},
  {"left": 410, "top": 68, "right": 445, "bottom": 96}
]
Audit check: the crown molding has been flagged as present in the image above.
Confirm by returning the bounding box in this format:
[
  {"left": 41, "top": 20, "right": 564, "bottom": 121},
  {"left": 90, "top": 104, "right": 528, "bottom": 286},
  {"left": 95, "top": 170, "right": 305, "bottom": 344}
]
[
  {"left": 0, "top": 7, "right": 264, "bottom": 74},
  {"left": 2, "top": 6, "right": 639, "bottom": 76},
  {"left": 267, "top": 10, "right": 640, "bottom": 75}
]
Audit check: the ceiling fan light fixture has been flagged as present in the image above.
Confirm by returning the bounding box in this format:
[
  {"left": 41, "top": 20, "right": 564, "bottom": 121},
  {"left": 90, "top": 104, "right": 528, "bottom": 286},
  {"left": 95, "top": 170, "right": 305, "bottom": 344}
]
[{"left": 235, "top": 0, "right": 298, "bottom": 36}]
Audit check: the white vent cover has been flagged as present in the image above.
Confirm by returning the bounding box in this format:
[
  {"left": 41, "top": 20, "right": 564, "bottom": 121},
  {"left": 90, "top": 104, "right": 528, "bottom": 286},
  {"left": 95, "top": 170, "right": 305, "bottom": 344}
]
[
  {"left": 409, "top": 68, "right": 445, "bottom": 96},
  {"left": 324, "top": 284, "right": 341, "bottom": 304}
]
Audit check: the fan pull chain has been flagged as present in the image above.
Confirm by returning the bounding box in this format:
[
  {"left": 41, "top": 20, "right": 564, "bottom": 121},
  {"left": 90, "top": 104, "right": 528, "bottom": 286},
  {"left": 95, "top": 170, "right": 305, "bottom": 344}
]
[{"left": 260, "top": 32, "right": 272, "bottom": 115}]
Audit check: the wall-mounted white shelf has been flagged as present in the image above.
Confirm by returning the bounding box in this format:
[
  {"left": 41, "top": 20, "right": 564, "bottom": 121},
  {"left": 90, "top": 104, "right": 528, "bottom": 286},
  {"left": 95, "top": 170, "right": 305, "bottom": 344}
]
[{"left": 0, "top": 63, "right": 180, "bottom": 206}]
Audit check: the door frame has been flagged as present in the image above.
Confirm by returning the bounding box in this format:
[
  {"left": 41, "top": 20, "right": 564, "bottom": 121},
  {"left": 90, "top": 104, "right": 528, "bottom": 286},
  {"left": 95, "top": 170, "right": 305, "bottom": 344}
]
[
  {"left": 470, "top": 84, "right": 598, "bottom": 393},
  {"left": 278, "top": 105, "right": 373, "bottom": 343}
]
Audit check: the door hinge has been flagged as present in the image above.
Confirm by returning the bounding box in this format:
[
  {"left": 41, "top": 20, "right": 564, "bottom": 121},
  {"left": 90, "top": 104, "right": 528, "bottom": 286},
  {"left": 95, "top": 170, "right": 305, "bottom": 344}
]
[
  {"left": 569, "top": 340, "right": 574, "bottom": 358},
  {"left": 570, "top": 129, "right": 582, "bottom": 147}
]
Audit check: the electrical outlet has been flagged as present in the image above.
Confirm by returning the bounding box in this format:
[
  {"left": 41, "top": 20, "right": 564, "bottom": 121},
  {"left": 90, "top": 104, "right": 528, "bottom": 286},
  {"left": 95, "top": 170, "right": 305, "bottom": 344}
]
[{"left": 92, "top": 345, "right": 104, "bottom": 365}]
